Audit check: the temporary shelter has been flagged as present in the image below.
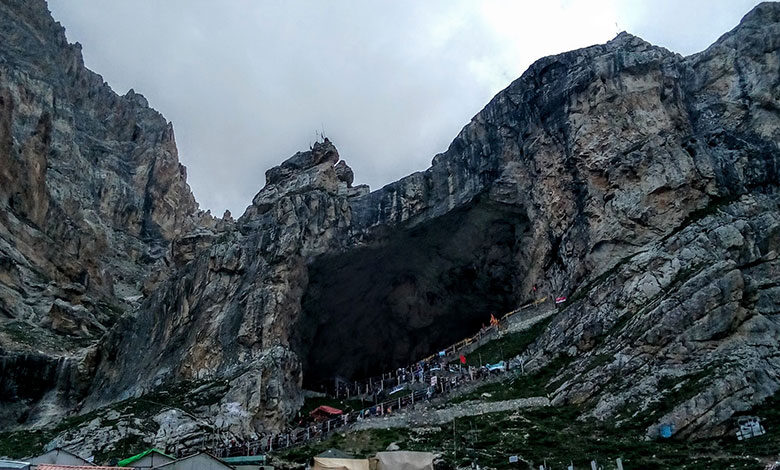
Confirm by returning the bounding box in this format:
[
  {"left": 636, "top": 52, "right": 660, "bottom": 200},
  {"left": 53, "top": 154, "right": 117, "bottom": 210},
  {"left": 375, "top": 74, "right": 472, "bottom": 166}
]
[
  {"left": 309, "top": 406, "right": 343, "bottom": 422},
  {"left": 220, "top": 455, "right": 268, "bottom": 470},
  {"left": 374, "top": 451, "right": 434, "bottom": 470},
  {"left": 0, "top": 461, "right": 29, "bottom": 470},
  {"left": 30, "top": 449, "right": 93, "bottom": 467},
  {"left": 118, "top": 449, "right": 174, "bottom": 468},
  {"left": 312, "top": 450, "right": 368, "bottom": 470},
  {"left": 35, "top": 466, "right": 124, "bottom": 470},
  {"left": 155, "top": 452, "right": 233, "bottom": 470}
]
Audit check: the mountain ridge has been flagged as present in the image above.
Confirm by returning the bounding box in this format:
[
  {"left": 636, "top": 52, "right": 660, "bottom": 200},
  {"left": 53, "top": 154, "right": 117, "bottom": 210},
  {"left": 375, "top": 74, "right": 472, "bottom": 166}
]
[{"left": 0, "top": 0, "right": 778, "bottom": 462}]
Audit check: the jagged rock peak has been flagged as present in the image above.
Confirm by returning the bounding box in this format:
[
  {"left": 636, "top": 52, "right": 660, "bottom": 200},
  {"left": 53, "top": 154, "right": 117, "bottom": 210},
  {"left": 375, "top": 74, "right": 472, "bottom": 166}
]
[
  {"left": 247, "top": 139, "right": 368, "bottom": 217},
  {"left": 265, "top": 138, "right": 339, "bottom": 185}
]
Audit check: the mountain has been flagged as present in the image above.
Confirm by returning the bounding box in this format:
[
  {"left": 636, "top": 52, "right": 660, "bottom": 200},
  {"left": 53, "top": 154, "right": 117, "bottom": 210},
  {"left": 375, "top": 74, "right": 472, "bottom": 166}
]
[{"left": 0, "top": 0, "right": 778, "bottom": 463}]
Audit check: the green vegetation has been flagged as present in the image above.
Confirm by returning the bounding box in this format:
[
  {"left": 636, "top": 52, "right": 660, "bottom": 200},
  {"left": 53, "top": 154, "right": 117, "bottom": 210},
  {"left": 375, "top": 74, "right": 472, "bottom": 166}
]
[
  {"left": 451, "top": 355, "right": 574, "bottom": 404},
  {"left": 93, "top": 434, "right": 150, "bottom": 465},
  {"left": 0, "top": 404, "right": 110, "bottom": 458},
  {"left": 460, "top": 316, "right": 554, "bottom": 367},
  {"left": 1, "top": 321, "right": 94, "bottom": 351},
  {"left": 0, "top": 379, "right": 228, "bottom": 461},
  {"left": 616, "top": 368, "right": 715, "bottom": 431},
  {"left": 275, "top": 428, "right": 409, "bottom": 463},
  {"left": 275, "top": 403, "right": 775, "bottom": 470},
  {"left": 0, "top": 429, "right": 54, "bottom": 460}
]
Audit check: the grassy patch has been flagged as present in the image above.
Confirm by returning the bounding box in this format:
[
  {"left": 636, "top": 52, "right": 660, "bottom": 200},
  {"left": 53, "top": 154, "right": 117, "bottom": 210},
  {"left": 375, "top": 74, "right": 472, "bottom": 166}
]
[
  {"left": 618, "top": 368, "right": 716, "bottom": 431},
  {"left": 0, "top": 429, "right": 54, "bottom": 459},
  {"left": 92, "top": 434, "right": 151, "bottom": 465},
  {"left": 273, "top": 404, "right": 769, "bottom": 470},
  {"left": 460, "top": 316, "right": 553, "bottom": 367},
  {"left": 275, "top": 428, "right": 409, "bottom": 463},
  {"left": 720, "top": 392, "right": 780, "bottom": 457},
  {"left": 1, "top": 320, "right": 94, "bottom": 351},
  {"left": 450, "top": 355, "right": 574, "bottom": 404},
  {"left": 0, "top": 379, "right": 228, "bottom": 460}
]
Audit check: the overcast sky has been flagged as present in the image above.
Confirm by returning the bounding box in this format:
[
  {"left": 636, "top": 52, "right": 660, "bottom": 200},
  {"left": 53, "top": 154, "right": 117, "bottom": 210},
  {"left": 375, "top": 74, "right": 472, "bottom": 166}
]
[{"left": 48, "top": 0, "right": 761, "bottom": 215}]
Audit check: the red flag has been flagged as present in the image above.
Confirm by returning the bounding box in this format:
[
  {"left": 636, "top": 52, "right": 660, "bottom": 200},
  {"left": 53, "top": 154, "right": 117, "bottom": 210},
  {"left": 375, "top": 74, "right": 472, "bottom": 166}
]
[{"left": 459, "top": 355, "right": 466, "bottom": 364}]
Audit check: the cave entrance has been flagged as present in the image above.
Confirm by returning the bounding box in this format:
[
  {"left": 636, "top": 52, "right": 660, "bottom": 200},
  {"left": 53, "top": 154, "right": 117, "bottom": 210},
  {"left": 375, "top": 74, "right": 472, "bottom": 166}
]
[{"left": 295, "top": 195, "right": 530, "bottom": 388}]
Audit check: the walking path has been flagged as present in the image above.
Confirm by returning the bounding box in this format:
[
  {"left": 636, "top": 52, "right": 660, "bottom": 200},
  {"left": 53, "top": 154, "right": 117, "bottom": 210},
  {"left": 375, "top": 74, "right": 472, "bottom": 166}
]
[
  {"left": 351, "top": 396, "right": 550, "bottom": 431},
  {"left": 206, "top": 299, "right": 558, "bottom": 458}
]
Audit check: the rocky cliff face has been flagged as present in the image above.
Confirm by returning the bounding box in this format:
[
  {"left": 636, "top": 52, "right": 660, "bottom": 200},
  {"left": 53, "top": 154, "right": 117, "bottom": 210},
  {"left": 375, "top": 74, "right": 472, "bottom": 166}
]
[
  {"left": 0, "top": 0, "right": 778, "bottom": 459},
  {"left": 0, "top": 0, "right": 204, "bottom": 427}
]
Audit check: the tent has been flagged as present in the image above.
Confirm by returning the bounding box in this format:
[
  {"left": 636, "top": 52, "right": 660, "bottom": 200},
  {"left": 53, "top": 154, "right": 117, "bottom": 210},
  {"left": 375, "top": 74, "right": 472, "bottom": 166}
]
[
  {"left": 118, "top": 449, "right": 175, "bottom": 468},
  {"left": 313, "top": 450, "right": 369, "bottom": 470},
  {"left": 155, "top": 452, "right": 233, "bottom": 470},
  {"left": 36, "top": 466, "right": 124, "bottom": 470},
  {"left": 374, "top": 451, "right": 434, "bottom": 470},
  {"left": 31, "top": 448, "right": 94, "bottom": 466},
  {"left": 0, "top": 461, "right": 29, "bottom": 470},
  {"left": 310, "top": 405, "right": 343, "bottom": 422}
]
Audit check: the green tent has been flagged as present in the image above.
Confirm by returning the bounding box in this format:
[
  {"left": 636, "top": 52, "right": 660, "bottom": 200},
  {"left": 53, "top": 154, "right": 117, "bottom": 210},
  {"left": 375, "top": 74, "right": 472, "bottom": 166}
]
[{"left": 118, "top": 449, "right": 174, "bottom": 467}]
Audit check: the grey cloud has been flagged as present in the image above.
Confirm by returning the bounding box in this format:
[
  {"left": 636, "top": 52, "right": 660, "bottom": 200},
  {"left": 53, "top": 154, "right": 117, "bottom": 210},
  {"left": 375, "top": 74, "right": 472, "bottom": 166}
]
[{"left": 47, "top": 0, "right": 761, "bottom": 214}]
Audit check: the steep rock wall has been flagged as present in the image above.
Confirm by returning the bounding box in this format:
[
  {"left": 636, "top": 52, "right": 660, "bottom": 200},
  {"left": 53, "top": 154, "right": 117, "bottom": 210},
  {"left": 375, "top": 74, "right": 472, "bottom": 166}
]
[
  {"left": 0, "top": 0, "right": 204, "bottom": 426},
  {"left": 84, "top": 2, "right": 779, "bottom": 445},
  {"left": 0, "top": 0, "right": 776, "bottom": 455}
]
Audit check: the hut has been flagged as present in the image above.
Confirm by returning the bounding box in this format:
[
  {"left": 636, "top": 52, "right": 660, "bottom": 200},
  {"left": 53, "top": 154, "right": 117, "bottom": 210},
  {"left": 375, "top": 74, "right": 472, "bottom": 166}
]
[
  {"left": 0, "top": 461, "right": 29, "bottom": 470},
  {"left": 155, "top": 452, "right": 233, "bottom": 470},
  {"left": 118, "top": 449, "right": 174, "bottom": 469},
  {"left": 220, "top": 455, "right": 270, "bottom": 470},
  {"left": 30, "top": 448, "right": 93, "bottom": 467},
  {"left": 313, "top": 449, "right": 368, "bottom": 470},
  {"left": 309, "top": 406, "right": 343, "bottom": 422},
  {"left": 36, "top": 466, "right": 123, "bottom": 470}
]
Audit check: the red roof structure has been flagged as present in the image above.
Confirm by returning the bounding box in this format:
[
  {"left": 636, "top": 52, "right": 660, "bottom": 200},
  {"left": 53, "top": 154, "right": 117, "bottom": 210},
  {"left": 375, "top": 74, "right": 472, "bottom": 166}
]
[{"left": 309, "top": 405, "right": 343, "bottom": 421}]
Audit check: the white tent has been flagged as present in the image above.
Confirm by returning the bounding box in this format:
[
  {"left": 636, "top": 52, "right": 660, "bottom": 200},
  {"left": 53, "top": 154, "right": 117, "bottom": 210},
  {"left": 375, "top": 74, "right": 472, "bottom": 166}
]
[
  {"left": 313, "top": 450, "right": 369, "bottom": 470},
  {"left": 374, "top": 452, "right": 434, "bottom": 470}
]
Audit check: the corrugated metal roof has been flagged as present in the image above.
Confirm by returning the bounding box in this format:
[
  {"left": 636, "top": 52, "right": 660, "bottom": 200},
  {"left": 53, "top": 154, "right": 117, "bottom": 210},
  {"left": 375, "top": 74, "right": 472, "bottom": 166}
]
[
  {"left": 221, "top": 455, "right": 266, "bottom": 464},
  {"left": 310, "top": 405, "right": 343, "bottom": 415},
  {"left": 0, "top": 460, "right": 30, "bottom": 470},
  {"left": 36, "top": 465, "right": 124, "bottom": 470}
]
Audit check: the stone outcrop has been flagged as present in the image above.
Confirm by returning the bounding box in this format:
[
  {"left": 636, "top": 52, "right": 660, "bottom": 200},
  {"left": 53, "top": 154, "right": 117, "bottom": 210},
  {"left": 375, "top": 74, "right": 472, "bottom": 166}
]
[
  {"left": 0, "top": 0, "right": 778, "bottom": 459},
  {"left": 0, "top": 0, "right": 205, "bottom": 427}
]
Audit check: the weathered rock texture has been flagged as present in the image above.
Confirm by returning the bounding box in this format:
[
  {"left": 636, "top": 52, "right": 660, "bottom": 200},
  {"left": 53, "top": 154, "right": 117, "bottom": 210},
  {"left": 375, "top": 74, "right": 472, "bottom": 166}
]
[
  {"left": 0, "top": 0, "right": 207, "bottom": 427},
  {"left": 0, "top": 0, "right": 778, "bottom": 459}
]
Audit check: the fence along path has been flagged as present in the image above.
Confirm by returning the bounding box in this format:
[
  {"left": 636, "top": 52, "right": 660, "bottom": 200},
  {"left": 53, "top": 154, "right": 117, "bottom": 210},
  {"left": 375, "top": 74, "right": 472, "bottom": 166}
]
[
  {"left": 205, "top": 297, "right": 552, "bottom": 458},
  {"left": 331, "top": 297, "right": 550, "bottom": 399}
]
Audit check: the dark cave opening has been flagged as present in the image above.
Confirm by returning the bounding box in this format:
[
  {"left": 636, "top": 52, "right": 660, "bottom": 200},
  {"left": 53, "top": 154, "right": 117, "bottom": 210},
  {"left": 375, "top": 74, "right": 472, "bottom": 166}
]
[{"left": 295, "top": 196, "right": 530, "bottom": 388}]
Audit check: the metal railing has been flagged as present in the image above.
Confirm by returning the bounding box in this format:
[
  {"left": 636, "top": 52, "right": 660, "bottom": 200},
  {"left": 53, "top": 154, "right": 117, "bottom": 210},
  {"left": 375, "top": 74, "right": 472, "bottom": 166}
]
[{"left": 204, "top": 297, "right": 550, "bottom": 458}]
